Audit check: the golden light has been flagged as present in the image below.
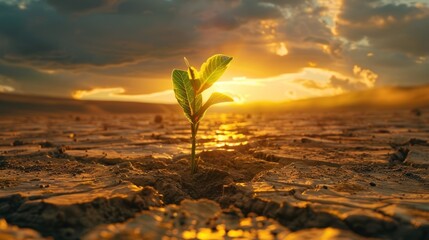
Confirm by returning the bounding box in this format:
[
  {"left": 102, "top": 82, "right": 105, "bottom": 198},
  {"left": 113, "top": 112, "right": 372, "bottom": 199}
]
[
  {"left": 72, "top": 88, "right": 126, "bottom": 100},
  {"left": 308, "top": 62, "right": 317, "bottom": 67},
  {"left": 72, "top": 66, "right": 379, "bottom": 104},
  {"left": 276, "top": 42, "right": 289, "bottom": 56},
  {"left": 416, "top": 56, "right": 426, "bottom": 64},
  {"left": 37, "top": 69, "right": 58, "bottom": 74}
]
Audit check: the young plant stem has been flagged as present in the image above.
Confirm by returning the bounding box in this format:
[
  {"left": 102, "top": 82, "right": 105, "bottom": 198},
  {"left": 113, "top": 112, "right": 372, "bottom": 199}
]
[{"left": 190, "top": 122, "right": 198, "bottom": 174}]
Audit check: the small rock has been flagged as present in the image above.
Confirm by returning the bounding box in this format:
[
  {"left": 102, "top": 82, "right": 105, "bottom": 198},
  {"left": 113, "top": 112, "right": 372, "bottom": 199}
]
[
  {"left": 154, "top": 115, "right": 163, "bottom": 123},
  {"left": 407, "top": 138, "right": 427, "bottom": 146},
  {"left": 11, "top": 140, "right": 24, "bottom": 146},
  {"left": 377, "top": 129, "right": 390, "bottom": 133},
  {"left": 39, "top": 141, "right": 56, "bottom": 148},
  {"left": 404, "top": 147, "right": 429, "bottom": 166},
  {"left": 57, "top": 146, "right": 68, "bottom": 154},
  {"left": 61, "top": 227, "right": 76, "bottom": 239},
  {"left": 369, "top": 182, "right": 376, "bottom": 187},
  {"left": 403, "top": 172, "right": 424, "bottom": 182},
  {"left": 263, "top": 201, "right": 280, "bottom": 218},
  {"left": 411, "top": 108, "right": 422, "bottom": 117},
  {"left": 388, "top": 147, "right": 409, "bottom": 163}
]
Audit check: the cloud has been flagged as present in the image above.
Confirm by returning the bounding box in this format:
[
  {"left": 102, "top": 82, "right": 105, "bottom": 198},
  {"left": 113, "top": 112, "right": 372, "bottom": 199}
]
[
  {"left": 329, "top": 76, "right": 367, "bottom": 92},
  {"left": 201, "top": 0, "right": 283, "bottom": 30},
  {"left": 72, "top": 87, "right": 124, "bottom": 99},
  {"left": 0, "top": 0, "right": 339, "bottom": 75},
  {"left": 46, "top": 0, "right": 121, "bottom": 14},
  {"left": 0, "top": 0, "right": 198, "bottom": 70},
  {"left": 292, "top": 65, "right": 378, "bottom": 93},
  {"left": 72, "top": 87, "right": 175, "bottom": 103},
  {"left": 293, "top": 79, "right": 327, "bottom": 90},
  {"left": 352, "top": 65, "right": 377, "bottom": 88},
  {"left": 0, "top": 84, "right": 14, "bottom": 92},
  {"left": 327, "top": 65, "right": 378, "bottom": 92},
  {"left": 0, "top": 74, "right": 16, "bottom": 92},
  {"left": 0, "top": 0, "right": 427, "bottom": 101},
  {"left": 337, "top": 0, "right": 429, "bottom": 56}
]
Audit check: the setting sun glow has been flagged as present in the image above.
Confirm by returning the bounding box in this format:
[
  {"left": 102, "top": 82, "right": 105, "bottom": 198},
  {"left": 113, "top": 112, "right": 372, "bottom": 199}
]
[{"left": 72, "top": 65, "right": 377, "bottom": 104}]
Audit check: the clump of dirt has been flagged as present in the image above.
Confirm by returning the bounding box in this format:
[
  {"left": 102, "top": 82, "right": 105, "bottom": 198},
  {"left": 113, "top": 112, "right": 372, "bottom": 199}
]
[
  {"left": 11, "top": 140, "right": 25, "bottom": 147},
  {"left": 219, "top": 183, "right": 429, "bottom": 239},
  {"left": 39, "top": 141, "right": 56, "bottom": 148},
  {"left": 129, "top": 169, "right": 189, "bottom": 204},
  {"left": 411, "top": 108, "right": 422, "bottom": 116},
  {"left": 389, "top": 147, "right": 409, "bottom": 163},
  {"left": 154, "top": 115, "right": 163, "bottom": 123},
  {"left": 82, "top": 199, "right": 294, "bottom": 240},
  {"left": 1, "top": 187, "right": 163, "bottom": 240},
  {"left": 182, "top": 167, "right": 233, "bottom": 199},
  {"left": 129, "top": 163, "right": 234, "bottom": 204},
  {"left": 198, "top": 150, "right": 278, "bottom": 182},
  {"left": 0, "top": 219, "right": 46, "bottom": 240},
  {"left": 128, "top": 150, "right": 277, "bottom": 204},
  {"left": 219, "top": 184, "right": 348, "bottom": 230}
]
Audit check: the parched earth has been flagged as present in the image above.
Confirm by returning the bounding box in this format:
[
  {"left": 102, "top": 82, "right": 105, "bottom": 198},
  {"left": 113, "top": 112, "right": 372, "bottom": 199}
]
[{"left": 0, "top": 110, "right": 428, "bottom": 239}]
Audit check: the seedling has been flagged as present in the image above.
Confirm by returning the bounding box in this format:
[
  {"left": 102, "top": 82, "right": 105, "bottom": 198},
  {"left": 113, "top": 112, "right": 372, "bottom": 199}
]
[{"left": 172, "top": 54, "right": 234, "bottom": 174}]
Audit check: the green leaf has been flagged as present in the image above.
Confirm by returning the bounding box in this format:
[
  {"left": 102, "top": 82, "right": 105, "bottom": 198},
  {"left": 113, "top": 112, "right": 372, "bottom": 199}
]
[
  {"left": 187, "top": 66, "right": 199, "bottom": 81},
  {"left": 194, "top": 93, "right": 202, "bottom": 122},
  {"left": 190, "top": 78, "right": 201, "bottom": 93},
  {"left": 184, "top": 57, "right": 202, "bottom": 96},
  {"left": 172, "top": 69, "right": 199, "bottom": 122},
  {"left": 198, "top": 54, "right": 233, "bottom": 93},
  {"left": 195, "top": 92, "right": 233, "bottom": 122}
]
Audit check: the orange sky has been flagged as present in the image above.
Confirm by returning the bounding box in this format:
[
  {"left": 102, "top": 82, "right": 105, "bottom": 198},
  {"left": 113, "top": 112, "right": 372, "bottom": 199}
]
[
  {"left": 72, "top": 66, "right": 377, "bottom": 104},
  {"left": 0, "top": 0, "right": 428, "bottom": 104}
]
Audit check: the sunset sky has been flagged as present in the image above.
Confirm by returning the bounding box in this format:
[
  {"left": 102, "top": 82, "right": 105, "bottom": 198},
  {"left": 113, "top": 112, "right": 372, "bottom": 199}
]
[{"left": 0, "top": 0, "right": 428, "bottom": 103}]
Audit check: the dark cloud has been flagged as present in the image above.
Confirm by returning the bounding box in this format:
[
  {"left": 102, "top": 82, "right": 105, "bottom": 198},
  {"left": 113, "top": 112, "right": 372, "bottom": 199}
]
[
  {"left": 115, "top": 0, "right": 182, "bottom": 15},
  {"left": 304, "top": 36, "right": 329, "bottom": 45},
  {"left": 337, "top": 0, "right": 429, "bottom": 56},
  {"left": 0, "top": 59, "right": 176, "bottom": 96},
  {"left": 200, "top": 0, "right": 283, "bottom": 30},
  {"left": 46, "top": 0, "right": 121, "bottom": 14},
  {"left": 282, "top": 6, "right": 332, "bottom": 43},
  {"left": 0, "top": 63, "right": 83, "bottom": 95},
  {"left": 329, "top": 75, "right": 369, "bottom": 91},
  {"left": 295, "top": 74, "right": 377, "bottom": 92},
  {"left": 345, "top": 48, "right": 429, "bottom": 86},
  {"left": 261, "top": 0, "right": 305, "bottom": 6},
  {"left": 0, "top": 0, "right": 197, "bottom": 70},
  {"left": 0, "top": 0, "right": 291, "bottom": 71}
]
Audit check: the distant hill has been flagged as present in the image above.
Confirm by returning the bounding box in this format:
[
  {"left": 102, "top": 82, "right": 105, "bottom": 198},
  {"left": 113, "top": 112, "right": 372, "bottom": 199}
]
[
  {"left": 1, "top": 85, "right": 428, "bottom": 115},
  {"left": 288, "top": 85, "right": 429, "bottom": 109},
  {"left": 220, "top": 84, "right": 429, "bottom": 113},
  {"left": 0, "top": 93, "right": 179, "bottom": 115}
]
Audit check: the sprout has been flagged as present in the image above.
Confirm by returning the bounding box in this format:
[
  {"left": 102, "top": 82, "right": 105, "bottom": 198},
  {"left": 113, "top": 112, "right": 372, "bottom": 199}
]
[{"left": 172, "top": 54, "right": 234, "bottom": 174}]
